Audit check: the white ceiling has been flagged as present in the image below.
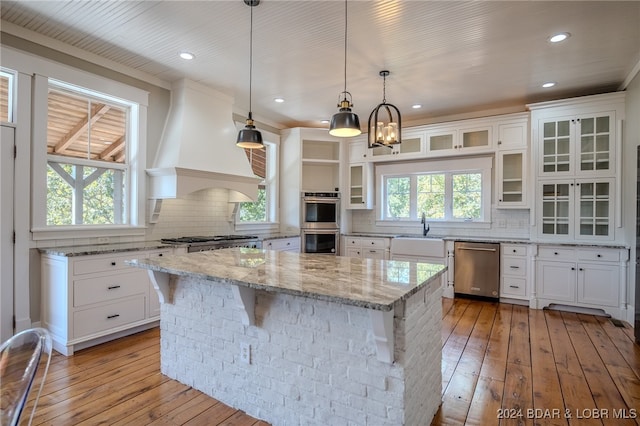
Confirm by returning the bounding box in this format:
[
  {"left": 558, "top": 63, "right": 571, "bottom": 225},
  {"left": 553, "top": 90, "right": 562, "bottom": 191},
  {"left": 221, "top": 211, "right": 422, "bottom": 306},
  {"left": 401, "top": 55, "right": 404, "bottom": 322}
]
[{"left": 1, "top": 1, "right": 639, "bottom": 129}]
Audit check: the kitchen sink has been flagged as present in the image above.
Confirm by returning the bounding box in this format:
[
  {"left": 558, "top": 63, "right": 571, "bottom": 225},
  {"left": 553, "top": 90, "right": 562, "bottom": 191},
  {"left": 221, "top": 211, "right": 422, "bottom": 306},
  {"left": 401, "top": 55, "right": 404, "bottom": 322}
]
[{"left": 391, "top": 236, "right": 445, "bottom": 257}]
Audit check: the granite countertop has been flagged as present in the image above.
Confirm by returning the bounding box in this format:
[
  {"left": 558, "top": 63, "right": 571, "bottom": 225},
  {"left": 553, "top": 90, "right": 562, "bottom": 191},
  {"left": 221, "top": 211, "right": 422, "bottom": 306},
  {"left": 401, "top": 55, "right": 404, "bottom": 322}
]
[
  {"left": 38, "top": 241, "right": 175, "bottom": 257},
  {"left": 128, "top": 248, "right": 446, "bottom": 311}
]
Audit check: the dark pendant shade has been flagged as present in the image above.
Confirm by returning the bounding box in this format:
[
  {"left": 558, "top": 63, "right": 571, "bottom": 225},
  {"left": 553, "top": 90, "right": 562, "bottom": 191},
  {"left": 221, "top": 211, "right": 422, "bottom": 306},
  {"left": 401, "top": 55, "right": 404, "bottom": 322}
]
[
  {"left": 329, "top": 109, "right": 361, "bottom": 137},
  {"left": 236, "top": 118, "right": 263, "bottom": 149}
]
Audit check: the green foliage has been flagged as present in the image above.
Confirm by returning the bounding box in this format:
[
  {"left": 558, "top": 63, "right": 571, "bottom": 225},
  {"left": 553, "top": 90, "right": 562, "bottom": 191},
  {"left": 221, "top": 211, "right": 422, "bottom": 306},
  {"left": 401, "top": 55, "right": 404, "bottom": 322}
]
[
  {"left": 239, "top": 188, "right": 267, "bottom": 222},
  {"left": 46, "top": 163, "right": 124, "bottom": 225},
  {"left": 386, "top": 177, "right": 410, "bottom": 218},
  {"left": 417, "top": 174, "right": 445, "bottom": 219},
  {"left": 452, "top": 173, "right": 481, "bottom": 219}
]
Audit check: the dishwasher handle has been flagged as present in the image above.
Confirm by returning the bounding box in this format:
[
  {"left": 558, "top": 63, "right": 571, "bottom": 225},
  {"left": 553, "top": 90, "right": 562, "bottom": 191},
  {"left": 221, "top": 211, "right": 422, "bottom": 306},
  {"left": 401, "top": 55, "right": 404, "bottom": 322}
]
[{"left": 457, "top": 247, "right": 497, "bottom": 252}]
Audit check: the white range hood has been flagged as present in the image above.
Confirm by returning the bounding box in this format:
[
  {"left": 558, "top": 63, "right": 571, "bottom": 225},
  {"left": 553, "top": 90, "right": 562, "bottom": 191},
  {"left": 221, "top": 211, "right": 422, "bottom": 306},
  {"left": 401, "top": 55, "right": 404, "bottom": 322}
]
[{"left": 147, "top": 79, "right": 261, "bottom": 200}]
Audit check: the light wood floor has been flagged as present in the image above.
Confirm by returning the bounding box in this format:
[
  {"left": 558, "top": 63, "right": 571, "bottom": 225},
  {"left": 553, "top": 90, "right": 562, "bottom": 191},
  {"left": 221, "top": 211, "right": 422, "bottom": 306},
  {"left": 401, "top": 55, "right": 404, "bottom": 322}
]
[{"left": 21, "top": 298, "right": 640, "bottom": 425}]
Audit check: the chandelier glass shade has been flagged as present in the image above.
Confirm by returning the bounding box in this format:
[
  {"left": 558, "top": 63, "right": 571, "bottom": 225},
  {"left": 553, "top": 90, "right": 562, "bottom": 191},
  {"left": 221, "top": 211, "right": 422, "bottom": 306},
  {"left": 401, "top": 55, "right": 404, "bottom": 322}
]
[{"left": 368, "top": 70, "right": 401, "bottom": 148}]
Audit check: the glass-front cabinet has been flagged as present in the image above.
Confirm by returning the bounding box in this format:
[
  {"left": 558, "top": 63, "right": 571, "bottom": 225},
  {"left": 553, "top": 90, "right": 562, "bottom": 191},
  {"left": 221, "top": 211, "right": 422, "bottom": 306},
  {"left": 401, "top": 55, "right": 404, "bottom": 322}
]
[
  {"left": 347, "top": 162, "right": 373, "bottom": 209},
  {"left": 496, "top": 150, "right": 526, "bottom": 208},
  {"left": 369, "top": 131, "right": 424, "bottom": 160},
  {"left": 426, "top": 126, "right": 492, "bottom": 157},
  {"left": 538, "top": 112, "right": 615, "bottom": 177},
  {"left": 538, "top": 178, "right": 614, "bottom": 240}
]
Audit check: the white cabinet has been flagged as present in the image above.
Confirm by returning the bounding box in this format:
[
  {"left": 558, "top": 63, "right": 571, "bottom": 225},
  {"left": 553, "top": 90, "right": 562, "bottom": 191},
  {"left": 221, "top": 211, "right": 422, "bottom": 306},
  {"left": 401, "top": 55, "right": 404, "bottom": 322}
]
[
  {"left": 343, "top": 236, "right": 390, "bottom": 259},
  {"left": 496, "top": 150, "right": 527, "bottom": 208},
  {"left": 263, "top": 236, "right": 300, "bottom": 252},
  {"left": 281, "top": 128, "right": 342, "bottom": 231},
  {"left": 347, "top": 162, "right": 373, "bottom": 209},
  {"left": 534, "top": 245, "right": 628, "bottom": 319},
  {"left": 349, "top": 139, "right": 369, "bottom": 162},
  {"left": 497, "top": 119, "right": 528, "bottom": 150},
  {"left": 500, "top": 244, "right": 530, "bottom": 301},
  {"left": 41, "top": 248, "right": 171, "bottom": 355},
  {"left": 368, "top": 130, "right": 425, "bottom": 161},
  {"left": 537, "top": 178, "right": 615, "bottom": 241},
  {"left": 529, "top": 93, "right": 625, "bottom": 243},
  {"left": 426, "top": 124, "right": 493, "bottom": 157}
]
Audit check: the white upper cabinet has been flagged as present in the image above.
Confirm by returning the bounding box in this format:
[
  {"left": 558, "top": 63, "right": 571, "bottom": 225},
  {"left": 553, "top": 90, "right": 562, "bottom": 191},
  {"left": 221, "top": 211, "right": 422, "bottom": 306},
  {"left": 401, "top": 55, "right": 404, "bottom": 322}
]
[
  {"left": 368, "top": 130, "right": 425, "bottom": 160},
  {"left": 426, "top": 122, "right": 493, "bottom": 157}
]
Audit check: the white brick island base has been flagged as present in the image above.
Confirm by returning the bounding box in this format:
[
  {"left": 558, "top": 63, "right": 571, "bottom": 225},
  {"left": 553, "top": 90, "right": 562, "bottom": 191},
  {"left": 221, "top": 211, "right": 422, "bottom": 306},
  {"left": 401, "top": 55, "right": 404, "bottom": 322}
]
[{"left": 161, "top": 276, "right": 442, "bottom": 425}]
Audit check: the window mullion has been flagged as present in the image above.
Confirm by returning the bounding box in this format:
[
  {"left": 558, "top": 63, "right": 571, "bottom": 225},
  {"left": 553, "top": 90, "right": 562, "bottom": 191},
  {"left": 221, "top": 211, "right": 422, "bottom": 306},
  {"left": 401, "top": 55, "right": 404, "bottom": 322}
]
[
  {"left": 444, "top": 172, "right": 453, "bottom": 220},
  {"left": 410, "top": 175, "right": 418, "bottom": 219}
]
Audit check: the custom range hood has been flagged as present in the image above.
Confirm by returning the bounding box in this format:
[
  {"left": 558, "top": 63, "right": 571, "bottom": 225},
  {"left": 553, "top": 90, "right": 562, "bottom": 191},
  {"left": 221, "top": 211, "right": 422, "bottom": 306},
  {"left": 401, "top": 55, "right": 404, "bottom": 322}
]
[{"left": 147, "top": 79, "right": 261, "bottom": 200}]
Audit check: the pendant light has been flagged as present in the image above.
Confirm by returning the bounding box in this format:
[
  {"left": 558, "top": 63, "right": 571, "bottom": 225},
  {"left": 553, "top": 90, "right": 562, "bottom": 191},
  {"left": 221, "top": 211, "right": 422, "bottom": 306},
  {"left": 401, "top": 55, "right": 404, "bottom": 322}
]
[
  {"left": 236, "top": 0, "right": 264, "bottom": 149},
  {"left": 368, "top": 70, "right": 402, "bottom": 148},
  {"left": 329, "top": 0, "right": 361, "bottom": 138}
]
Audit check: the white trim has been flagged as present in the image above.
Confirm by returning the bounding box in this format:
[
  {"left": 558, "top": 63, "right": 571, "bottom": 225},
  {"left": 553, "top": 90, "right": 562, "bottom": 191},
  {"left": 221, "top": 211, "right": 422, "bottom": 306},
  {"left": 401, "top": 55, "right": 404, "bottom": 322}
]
[
  {"left": 0, "top": 20, "right": 171, "bottom": 90},
  {"left": 31, "top": 226, "right": 146, "bottom": 242},
  {"left": 619, "top": 57, "right": 640, "bottom": 91}
]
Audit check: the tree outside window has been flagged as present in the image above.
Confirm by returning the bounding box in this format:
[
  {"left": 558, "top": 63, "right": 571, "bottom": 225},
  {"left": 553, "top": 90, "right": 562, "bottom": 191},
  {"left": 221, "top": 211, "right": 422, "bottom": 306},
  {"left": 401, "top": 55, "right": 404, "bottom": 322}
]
[
  {"left": 386, "top": 177, "right": 410, "bottom": 219},
  {"left": 452, "top": 173, "right": 482, "bottom": 219},
  {"left": 417, "top": 174, "right": 445, "bottom": 219},
  {"left": 46, "top": 83, "right": 131, "bottom": 226}
]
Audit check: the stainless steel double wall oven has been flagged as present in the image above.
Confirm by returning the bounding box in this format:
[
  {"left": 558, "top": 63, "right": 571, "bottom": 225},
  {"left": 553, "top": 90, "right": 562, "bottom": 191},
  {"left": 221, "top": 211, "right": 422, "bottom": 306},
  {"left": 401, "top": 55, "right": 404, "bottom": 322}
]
[{"left": 300, "top": 192, "right": 340, "bottom": 254}]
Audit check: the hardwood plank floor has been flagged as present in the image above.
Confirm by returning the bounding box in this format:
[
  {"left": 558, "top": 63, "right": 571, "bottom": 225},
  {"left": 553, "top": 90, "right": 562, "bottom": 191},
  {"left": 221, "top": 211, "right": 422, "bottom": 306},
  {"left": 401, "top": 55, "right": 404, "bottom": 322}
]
[{"left": 18, "top": 298, "right": 640, "bottom": 425}]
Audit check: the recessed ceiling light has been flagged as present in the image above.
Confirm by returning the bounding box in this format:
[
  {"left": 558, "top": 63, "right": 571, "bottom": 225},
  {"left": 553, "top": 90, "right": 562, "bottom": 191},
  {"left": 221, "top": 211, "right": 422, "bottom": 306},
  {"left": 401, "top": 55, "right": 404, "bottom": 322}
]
[
  {"left": 549, "top": 32, "right": 570, "bottom": 43},
  {"left": 412, "top": 104, "right": 422, "bottom": 109},
  {"left": 179, "top": 51, "right": 195, "bottom": 60},
  {"left": 542, "top": 82, "right": 556, "bottom": 88},
  {"left": 274, "top": 97, "right": 285, "bottom": 103}
]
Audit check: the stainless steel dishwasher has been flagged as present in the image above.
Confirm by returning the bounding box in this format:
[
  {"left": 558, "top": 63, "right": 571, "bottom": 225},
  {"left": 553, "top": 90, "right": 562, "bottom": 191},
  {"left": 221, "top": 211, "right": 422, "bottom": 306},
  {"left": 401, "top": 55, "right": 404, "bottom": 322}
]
[{"left": 454, "top": 241, "right": 500, "bottom": 299}]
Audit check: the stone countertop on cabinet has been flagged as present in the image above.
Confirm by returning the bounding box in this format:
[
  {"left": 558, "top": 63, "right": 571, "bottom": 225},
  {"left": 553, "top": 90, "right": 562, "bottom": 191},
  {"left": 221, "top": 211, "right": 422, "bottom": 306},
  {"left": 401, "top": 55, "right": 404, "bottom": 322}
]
[
  {"left": 128, "top": 247, "right": 447, "bottom": 311},
  {"left": 257, "top": 233, "right": 300, "bottom": 241},
  {"left": 37, "top": 241, "right": 178, "bottom": 257}
]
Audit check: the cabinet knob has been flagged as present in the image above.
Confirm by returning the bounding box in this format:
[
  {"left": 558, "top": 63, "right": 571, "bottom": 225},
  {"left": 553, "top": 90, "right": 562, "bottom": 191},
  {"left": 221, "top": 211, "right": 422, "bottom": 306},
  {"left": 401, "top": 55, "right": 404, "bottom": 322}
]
[
  {"left": 111, "top": 261, "right": 116, "bottom": 266},
  {"left": 597, "top": 254, "right": 601, "bottom": 258},
  {"left": 512, "top": 249, "right": 517, "bottom": 253},
  {"left": 498, "top": 141, "right": 502, "bottom": 145},
  {"left": 579, "top": 268, "right": 584, "bottom": 271},
  {"left": 371, "top": 241, "right": 375, "bottom": 245},
  {"left": 499, "top": 199, "right": 502, "bottom": 202},
  {"left": 554, "top": 252, "right": 558, "bottom": 255},
  {"left": 158, "top": 253, "right": 163, "bottom": 257},
  {"left": 571, "top": 267, "right": 575, "bottom": 270}
]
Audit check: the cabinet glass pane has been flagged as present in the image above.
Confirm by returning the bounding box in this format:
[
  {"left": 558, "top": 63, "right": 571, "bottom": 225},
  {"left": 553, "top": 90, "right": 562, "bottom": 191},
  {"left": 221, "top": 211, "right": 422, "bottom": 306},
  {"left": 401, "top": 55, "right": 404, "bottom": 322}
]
[
  {"left": 580, "top": 115, "right": 611, "bottom": 172},
  {"left": 399, "top": 137, "right": 421, "bottom": 154},
  {"left": 578, "top": 181, "right": 610, "bottom": 236},
  {"left": 541, "top": 183, "right": 570, "bottom": 235},
  {"left": 371, "top": 145, "right": 393, "bottom": 156},
  {"left": 462, "top": 130, "right": 489, "bottom": 148},
  {"left": 542, "top": 120, "right": 571, "bottom": 173},
  {"left": 430, "top": 134, "right": 453, "bottom": 151}
]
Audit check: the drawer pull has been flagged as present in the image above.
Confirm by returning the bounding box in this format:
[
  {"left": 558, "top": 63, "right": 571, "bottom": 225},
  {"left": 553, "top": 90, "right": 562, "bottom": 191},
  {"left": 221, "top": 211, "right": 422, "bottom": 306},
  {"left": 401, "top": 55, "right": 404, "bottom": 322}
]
[
  {"left": 369, "top": 250, "right": 376, "bottom": 253},
  {"left": 111, "top": 261, "right": 117, "bottom": 266},
  {"left": 554, "top": 252, "right": 558, "bottom": 255},
  {"left": 509, "top": 285, "right": 520, "bottom": 289},
  {"left": 107, "top": 285, "right": 121, "bottom": 290},
  {"left": 158, "top": 253, "right": 163, "bottom": 257},
  {"left": 107, "top": 314, "right": 120, "bottom": 319},
  {"left": 512, "top": 249, "right": 517, "bottom": 253},
  {"left": 579, "top": 268, "right": 584, "bottom": 271},
  {"left": 371, "top": 242, "right": 375, "bottom": 245},
  {"left": 571, "top": 267, "right": 575, "bottom": 270},
  {"left": 596, "top": 254, "right": 601, "bottom": 258},
  {"left": 509, "top": 266, "right": 520, "bottom": 269}
]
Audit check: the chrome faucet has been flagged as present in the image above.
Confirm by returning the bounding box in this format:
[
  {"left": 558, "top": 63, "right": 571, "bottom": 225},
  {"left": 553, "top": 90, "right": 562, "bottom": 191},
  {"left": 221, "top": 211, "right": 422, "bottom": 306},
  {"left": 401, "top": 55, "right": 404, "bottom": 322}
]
[{"left": 421, "top": 212, "right": 430, "bottom": 236}]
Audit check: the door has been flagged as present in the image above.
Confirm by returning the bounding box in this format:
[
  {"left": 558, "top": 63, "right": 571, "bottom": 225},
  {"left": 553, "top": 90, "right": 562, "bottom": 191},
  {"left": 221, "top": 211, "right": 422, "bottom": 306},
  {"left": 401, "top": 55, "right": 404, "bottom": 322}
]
[
  {"left": 537, "top": 261, "right": 575, "bottom": 302},
  {"left": 1, "top": 125, "right": 15, "bottom": 341}
]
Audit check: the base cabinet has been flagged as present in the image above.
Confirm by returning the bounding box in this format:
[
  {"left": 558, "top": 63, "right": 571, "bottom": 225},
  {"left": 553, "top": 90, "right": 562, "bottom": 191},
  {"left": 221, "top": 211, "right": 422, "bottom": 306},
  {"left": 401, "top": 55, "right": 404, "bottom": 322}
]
[
  {"left": 342, "top": 236, "right": 390, "bottom": 259},
  {"left": 500, "top": 244, "right": 530, "bottom": 301},
  {"left": 41, "top": 248, "right": 171, "bottom": 355},
  {"left": 534, "top": 245, "right": 627, "bottom": 319},
  {"left": 263, "top": 236, "right": 300, "bottom": 252}
]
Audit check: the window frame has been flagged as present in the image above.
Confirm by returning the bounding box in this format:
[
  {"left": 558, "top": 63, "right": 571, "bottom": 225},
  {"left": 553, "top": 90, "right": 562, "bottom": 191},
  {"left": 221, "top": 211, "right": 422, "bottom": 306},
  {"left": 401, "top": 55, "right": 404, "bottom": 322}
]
[
  {"left": 22, "top": 58, "right": 148, "bottom": 240},
  {"left": 376, "top": 156, "right": 492, "bottom": 227},
  {"left": 235, "top": 132, "right": 280, "bottom": 233}
]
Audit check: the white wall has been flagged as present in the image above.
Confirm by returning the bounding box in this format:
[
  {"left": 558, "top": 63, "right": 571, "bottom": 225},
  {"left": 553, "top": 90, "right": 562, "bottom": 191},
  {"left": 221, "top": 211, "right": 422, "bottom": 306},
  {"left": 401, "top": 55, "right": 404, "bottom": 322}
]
[{"left": 622, "top": 73, "right": 640, "bottom": 324}]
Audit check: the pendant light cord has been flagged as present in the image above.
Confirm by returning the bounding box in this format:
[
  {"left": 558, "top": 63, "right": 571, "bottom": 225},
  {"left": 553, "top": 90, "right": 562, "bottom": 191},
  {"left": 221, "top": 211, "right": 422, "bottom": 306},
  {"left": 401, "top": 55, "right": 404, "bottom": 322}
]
[
  {"left": 248, "top": 2, "right": 254, "bottom": 119},
  {"left": 342, "top": 0, "right": 347, "bottom": 94}
]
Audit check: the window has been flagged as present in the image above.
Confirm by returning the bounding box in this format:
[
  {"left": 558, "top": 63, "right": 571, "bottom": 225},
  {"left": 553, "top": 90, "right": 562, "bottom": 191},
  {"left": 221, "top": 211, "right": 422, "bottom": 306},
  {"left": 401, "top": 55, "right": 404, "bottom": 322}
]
[
  {"left": 0, "top": 69, "right": 14, "bottom": 123},
  {"left": 45, "top": 81, "right": 134, "bottom": 226},
  {"left": 238, "top": 141, "right": 278, "bottom": 224},
  {"left": 377, "top": 157, "right": 492, "bottom": 223}
]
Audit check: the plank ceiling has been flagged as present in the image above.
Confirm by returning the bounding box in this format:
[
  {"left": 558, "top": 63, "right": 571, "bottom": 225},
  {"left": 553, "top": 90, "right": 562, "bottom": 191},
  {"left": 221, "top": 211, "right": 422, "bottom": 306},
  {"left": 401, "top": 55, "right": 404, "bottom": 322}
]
[{"left": 1, "top": 1, "right": 639, "bottom": 129}]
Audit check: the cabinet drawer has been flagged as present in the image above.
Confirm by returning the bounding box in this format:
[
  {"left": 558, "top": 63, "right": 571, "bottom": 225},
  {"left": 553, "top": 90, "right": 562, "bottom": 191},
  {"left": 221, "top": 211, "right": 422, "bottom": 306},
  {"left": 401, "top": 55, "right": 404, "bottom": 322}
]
[
  {"left": 345, "top": 248, "right": 362, "bottom": 258},
  {"left": 73, "top": 270, "right": 149, "bottom": 307},
  {"left": 346, "top": 238, "right": 360, "bottom": 247},
  {"left": 502, "top": 277, "right": 526, "bottom": 297},
  {"left": 502, "top": 257, "right": 526, "bottom": 277},
  {"left": 265, "top": 238, "right": 300, "bottom": 251},
  {"left": 73, "top": 253, "right": 140, "bottom": 275},
  {"left": 73, "top": 296, "right": 146, "bottom": 338},
  {"left": 537, "top": 247, "right": 575, "bottom": 261},
  {"left": 361, "top": 238, "right": 386, "bottom": 248},
  {"left": 502, "top": 244, "right": 527, "bottom": 256},
  {"left": 363, "top": 248, "right": 386, "bottom": 259},
  {"left": 147, "top": 250, "right": 170, "bottom": 259},
  {"left": 577, "top": 249, "right": 619, "bottom": 262}
]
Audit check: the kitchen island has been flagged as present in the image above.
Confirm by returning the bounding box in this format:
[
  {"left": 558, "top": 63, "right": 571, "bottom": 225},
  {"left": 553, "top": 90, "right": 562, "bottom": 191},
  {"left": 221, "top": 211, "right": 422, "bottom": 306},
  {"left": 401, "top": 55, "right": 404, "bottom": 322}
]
[{"left": 128, "top": 248, "right": 446, "bottom": 425}]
